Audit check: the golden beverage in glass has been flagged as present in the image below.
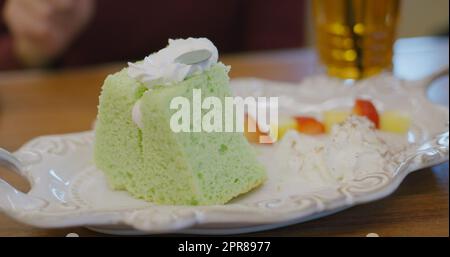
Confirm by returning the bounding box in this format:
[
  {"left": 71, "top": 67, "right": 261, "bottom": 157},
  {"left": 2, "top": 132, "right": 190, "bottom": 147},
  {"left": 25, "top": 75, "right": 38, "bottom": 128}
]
[{"left": 313, "top": 0, "right": 400, "bottom": 79}]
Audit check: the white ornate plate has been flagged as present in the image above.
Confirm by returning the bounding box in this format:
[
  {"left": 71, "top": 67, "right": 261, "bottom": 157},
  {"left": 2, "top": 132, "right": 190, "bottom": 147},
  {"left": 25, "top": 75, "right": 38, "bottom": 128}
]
[{"left": 1, "top": 71, "right": 448, "bottom": 235}]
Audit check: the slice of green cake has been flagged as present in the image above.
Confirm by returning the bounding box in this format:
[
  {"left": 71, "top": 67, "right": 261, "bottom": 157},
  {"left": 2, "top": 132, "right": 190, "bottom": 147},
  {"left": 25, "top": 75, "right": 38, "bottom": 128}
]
[{"left": 94, "top": 39, "right": 266, "bottom": 205}]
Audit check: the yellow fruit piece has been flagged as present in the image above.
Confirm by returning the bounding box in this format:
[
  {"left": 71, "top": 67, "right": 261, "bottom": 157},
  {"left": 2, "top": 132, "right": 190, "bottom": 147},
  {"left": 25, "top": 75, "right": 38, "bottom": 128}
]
[
  {"left": 323, "top": 110, "right": 350, "bottom": 133},
  {"left": 269, "top": 117, "right": 297, "bottom": 142},
  {"left": 380, "top": 111, "right": 411, "bottom": 134}
]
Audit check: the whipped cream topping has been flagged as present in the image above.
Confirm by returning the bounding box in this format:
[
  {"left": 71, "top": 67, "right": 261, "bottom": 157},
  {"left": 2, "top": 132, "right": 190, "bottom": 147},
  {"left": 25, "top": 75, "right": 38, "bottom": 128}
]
[
  {"left": 131, "top": 99, "right": 143, "bottom": 129},
  {"left": 128, "top": 38, "right": 218, "bottom": 88},
  {"left": 275, "top": 116, "right": 393, "bottom": 185}
]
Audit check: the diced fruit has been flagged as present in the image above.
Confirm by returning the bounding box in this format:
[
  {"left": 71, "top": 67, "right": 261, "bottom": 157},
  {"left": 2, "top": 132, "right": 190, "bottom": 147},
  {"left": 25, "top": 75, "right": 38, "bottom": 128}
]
[
  {"left": 380, "top": 111, "right": 411, "bottom": 134},
  {"left": 295, "top": 116, "right": 325, "bottom": 135},
  {"left": 244, "top": 114, "right": 273, "bottom": 144},
  {"left": 323, "top": 110, "right": 350, "bottom": 133},
  {"left": 352, "top": 99, "right": 380, "bottom": 128},
  {"left": 270, "top": 116, "right": 298, "bottom": 141}
]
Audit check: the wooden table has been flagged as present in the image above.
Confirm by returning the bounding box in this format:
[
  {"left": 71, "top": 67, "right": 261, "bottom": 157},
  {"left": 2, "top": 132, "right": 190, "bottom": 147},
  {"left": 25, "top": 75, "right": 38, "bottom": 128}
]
[{"left": 0, "top": 37, "right": 448, "bottom": 237}]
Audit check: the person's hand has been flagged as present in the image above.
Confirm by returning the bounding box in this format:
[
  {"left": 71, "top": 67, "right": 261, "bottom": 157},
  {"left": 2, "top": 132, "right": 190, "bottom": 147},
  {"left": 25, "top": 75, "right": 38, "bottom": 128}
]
[{"left": 3, "top": 0, "right": 95, "bottom": 68}]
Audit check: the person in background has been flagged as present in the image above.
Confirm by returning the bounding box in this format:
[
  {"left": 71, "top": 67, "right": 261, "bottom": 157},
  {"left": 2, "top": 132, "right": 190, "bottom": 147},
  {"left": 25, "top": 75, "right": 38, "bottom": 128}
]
[{"left": 0, "top": 0, "right": 306, "bottom": 70}]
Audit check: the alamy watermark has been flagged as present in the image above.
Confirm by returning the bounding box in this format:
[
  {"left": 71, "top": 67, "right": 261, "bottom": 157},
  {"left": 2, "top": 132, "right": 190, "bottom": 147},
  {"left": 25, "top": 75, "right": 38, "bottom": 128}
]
[{"left": 169, "top": 89, "right": 278, "bottom": 143}]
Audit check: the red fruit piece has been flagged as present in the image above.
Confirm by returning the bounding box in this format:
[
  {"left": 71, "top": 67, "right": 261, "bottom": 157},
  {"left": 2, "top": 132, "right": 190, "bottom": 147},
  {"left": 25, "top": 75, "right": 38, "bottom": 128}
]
[
  {"left": 352, "top": 99, "right": 380, "bottom": 128},
  {"left": 295, "top": 116, "right": 325, "bottom": 135}
]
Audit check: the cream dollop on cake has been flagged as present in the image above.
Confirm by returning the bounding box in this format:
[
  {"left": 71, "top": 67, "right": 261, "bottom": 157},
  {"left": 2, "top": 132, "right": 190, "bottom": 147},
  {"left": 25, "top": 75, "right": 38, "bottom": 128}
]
[
  {"left": 276, "top": 116, "right": 392, "bottom": 185},
  {"left": 127, "top": 38, "right": 218, "bottom": 88}
]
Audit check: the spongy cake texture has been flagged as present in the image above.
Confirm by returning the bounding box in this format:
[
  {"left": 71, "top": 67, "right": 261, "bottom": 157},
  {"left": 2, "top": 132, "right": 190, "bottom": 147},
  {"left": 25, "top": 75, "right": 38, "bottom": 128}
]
[{"left": 94, "top": 63, "right": 266, "bottom": 205}]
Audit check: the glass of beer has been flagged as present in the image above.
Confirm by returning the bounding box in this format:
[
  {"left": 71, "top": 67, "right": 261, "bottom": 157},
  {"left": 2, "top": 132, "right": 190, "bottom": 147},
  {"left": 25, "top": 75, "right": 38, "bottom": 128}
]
[{"left": 312, "top": 0, "right": 400, "bottom": 79}]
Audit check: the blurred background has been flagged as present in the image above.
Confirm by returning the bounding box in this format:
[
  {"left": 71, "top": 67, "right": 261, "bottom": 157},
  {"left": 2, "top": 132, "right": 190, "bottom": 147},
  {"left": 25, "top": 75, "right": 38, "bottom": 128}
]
[
  {"left": 305, "top": 0, "right": 449, "bottom": 46},
  {"left": 0, "top": 0, "right": 448, "bottom": 71}
]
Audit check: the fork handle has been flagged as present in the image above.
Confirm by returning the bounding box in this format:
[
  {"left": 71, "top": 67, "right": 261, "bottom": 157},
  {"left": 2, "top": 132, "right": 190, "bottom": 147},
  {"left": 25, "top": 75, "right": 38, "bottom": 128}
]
[{"left": 0, "top": 148, "right": 46, "bottom": 213}]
